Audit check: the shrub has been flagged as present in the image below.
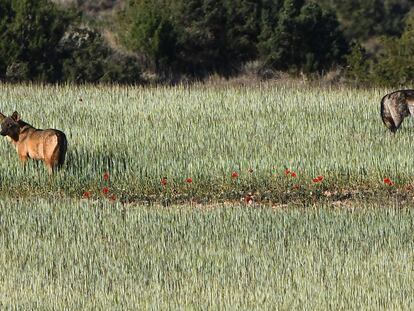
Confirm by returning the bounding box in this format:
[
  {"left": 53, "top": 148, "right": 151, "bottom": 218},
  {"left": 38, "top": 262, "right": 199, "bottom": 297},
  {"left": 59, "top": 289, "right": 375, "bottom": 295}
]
[
  {"left": 258, "top": 0, "right": 348, "bottom": 74},
  {"left": 0, "top": 0, "right": 72, "bottom": 82}
]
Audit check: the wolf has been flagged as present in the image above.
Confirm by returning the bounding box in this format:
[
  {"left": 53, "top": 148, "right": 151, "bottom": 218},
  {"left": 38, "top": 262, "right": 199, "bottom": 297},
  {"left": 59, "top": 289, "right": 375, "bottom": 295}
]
[
  {"left": 0, "top": 111, "right": 67, "bottom": 173},
  {"left": 381, "top": 89, "right": 414, "bottom": 133}
]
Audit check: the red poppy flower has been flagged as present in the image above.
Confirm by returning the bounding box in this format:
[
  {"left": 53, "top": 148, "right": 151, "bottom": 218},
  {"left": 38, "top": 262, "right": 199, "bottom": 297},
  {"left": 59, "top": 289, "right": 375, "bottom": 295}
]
[
  {"left": 231, "top": 171, "right": 239, "bottom": 179},
  {"left": 290, "top": 172, "right": 297, "bottom": 178},
  {"left": 244, "top": 195, "right": 253, "bottom": 204},
  {"left": 284, "top": 169, "right": 291, "bottom": 176},
  {"left": 312, "top": 175, "right": 324, "bottom": 183},
  {"left": 103, "top": 172, "right": 109, "bottom": 181},
  {"left": 161, "top": 177, "right": 168, "bottom": 186},
  {"left": 109, "top": 194, "right": 117, "bottom": 201},
  {"left": 383, "top": 178, "right": 393, "bottom": 185},
  {"left": 82, "top": 191, "right": 91, "bottom": 199},
  {"left": 102, "top": 187, "right": 109, "bottom": 195},
  {"left": 186, "top": 177, "right": 193, "bottom": 183},
  {"left": 292, "top": 184, "right": 300, "bottom": 190}
]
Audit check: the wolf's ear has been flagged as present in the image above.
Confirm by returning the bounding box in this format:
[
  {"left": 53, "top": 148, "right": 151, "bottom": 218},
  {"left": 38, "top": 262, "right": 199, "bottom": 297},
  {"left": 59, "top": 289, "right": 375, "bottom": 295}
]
[
  {"left": 0, "top": 112, "right": 5, "bottom": 122},
  {"left": 11, "top": 111, "right": 19, "bottom": 121}
]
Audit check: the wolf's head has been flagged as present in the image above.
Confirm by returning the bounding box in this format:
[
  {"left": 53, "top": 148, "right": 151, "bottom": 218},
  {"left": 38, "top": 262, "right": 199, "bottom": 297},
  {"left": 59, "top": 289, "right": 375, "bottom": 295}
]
[{"left": 0, "top": 111, "right": 21, "bottom": 140}]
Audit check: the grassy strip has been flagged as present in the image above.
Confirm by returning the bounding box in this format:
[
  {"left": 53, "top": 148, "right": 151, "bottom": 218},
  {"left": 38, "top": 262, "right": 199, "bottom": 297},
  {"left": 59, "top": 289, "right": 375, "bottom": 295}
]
[
  {"left": 1, "top": 198, "right": 414, "bottom": 309},
  {"left": 0, "top": 82, "right": 411, "bottom": 204}
]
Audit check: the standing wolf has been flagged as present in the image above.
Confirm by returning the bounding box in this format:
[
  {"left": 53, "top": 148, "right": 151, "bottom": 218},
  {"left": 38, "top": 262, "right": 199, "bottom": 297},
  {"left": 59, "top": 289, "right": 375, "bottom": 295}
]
[
  {"left": 0, "top": 111, "right": 67, "bottom": 173},
  {"left": 381, "top": 89, "right": 414, "bottom": 133}
]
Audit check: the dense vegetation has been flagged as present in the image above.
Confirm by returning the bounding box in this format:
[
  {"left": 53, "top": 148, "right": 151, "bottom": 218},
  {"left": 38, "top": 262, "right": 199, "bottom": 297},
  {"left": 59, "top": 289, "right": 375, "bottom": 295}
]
[
  {"left": 117, "top": 0, "right": 348, "bottom": 77},
  {"left": 2, "top": 0, "right": 414, "bottom": 84},
  {"left": 0, "top": 0, "right": 142, "bottom": 83},
  {"left": 2, "top": 3, "right": 413, "bottom": 308},
  {"left": 1, "top": 70, "right": 413, "bottom": 309},
  {"left": 0, "top": 83, "right": 412, "bottom": 204},
  {"left": 3, "top": 199, "right": 414, "bottom": 309},
  {"left": 318, "top": 0, "right": 413, "bottom": 40}
]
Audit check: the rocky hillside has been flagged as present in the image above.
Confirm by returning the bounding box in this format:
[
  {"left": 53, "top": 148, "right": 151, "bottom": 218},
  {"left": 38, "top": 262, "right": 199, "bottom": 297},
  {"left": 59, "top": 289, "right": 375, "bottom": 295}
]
[{"left": 51, "top": 0, "right": 124, "bottom": 17}]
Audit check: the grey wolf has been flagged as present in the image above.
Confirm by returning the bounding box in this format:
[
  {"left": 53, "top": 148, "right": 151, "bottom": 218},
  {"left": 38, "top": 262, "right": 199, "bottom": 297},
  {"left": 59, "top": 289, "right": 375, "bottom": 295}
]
[
  {"left": 381, "top": 89, "right": 414, "bottom": 133},
  {"left": 0, "top": 111, "right": 67, "bottom": 173}
]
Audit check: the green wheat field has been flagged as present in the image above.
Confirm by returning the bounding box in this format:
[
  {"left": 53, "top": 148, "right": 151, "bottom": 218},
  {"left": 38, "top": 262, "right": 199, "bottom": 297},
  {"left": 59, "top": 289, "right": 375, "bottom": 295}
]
[{"left": 1, "top": 82, "right": 414, "bottom": 309}]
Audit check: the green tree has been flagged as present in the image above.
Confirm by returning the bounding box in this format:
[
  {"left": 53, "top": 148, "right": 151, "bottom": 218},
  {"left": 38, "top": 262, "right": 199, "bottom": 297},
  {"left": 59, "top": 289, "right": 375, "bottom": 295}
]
[
  {"left": 317, "top": 0, "right": 413, "bottom": 40},
  {"left": 224, "top": 0, "right": 261, "bottom": 64},
  {"left": 60, "top": 26, "right": 143, "bottom": 84},
  {"left": 345, "top": 42, "right": 372, "bottom": 85},
  {"left": 120, "top": 0, "right": 258, "bottom": 77},
  {"left": 268, "top": 0, "right": 303, "bottom": 71},
  {"left": 259, "top": 0, "right": 348, "bottom": 73},
  {"left": 373, "top": 12, "right": 414, "bottom": 86},
  {"left": 257, "top": 0, "right": 283, "bottom": 65},
  {"left": 174, "top": 0, "right": 229, "bottom": 75},
  {"left": 0, "top": 0, "right": 13, "bottom": 76},
  {"left": 117, "top": 0, "right": 178, "bottom": 74},
  {"left": 0, "top": 0, "right": 72, "bottom": 81},
  {"left": 297, "top": 3, "right": 348, "bottom": 72},
  {"left": 60, "top": 27, "right": 108, "bottom": 83},
  {"left": 118, "top": 0, "right": 348, "bottom": 78}
]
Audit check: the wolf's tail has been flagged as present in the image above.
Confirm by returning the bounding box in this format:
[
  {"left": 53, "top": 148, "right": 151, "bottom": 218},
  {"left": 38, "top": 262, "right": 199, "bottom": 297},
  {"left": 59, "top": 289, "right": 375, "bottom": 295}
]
[
  {"left": 55, "top": 131, "right": 68, "bottom": 169},
  {"left": 380, "top": 95, "right": 397, "bottom": 132}
]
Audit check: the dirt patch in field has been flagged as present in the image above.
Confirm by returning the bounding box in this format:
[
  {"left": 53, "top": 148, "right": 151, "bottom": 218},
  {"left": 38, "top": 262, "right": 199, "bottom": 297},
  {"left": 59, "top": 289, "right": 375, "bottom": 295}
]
[{"left": 115, "top": 187, "right": 414, "bottom": 209}]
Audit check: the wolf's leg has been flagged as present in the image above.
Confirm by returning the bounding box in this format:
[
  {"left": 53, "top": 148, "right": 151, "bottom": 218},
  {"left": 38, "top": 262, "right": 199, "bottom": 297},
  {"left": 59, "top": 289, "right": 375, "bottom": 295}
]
[
  {"left": 388, "top": 101, "right": 405, "bottom": 132},
  {"left": 44, "top": 160, "right": 54, "bottom": 175},
  {"left": 19, "top": 154, "right": 28, "bottom": 165},
  {"left": 392, "top": 118, "right": 404, "bottom": 132},
  {"left": 18, "top": 154, "right": 29, "bottom": 172},
  {"left": 382, "top": 97, "right": 398, "bottom": 132},
  {"left": 408, "top": 102, "right": 414, "bottom": 116}
]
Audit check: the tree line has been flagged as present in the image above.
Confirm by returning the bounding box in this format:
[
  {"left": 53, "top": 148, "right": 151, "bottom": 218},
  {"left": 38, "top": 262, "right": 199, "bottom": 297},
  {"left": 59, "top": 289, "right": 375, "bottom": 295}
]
[
  {"left": 0, "top": 0, "right": 142, "bottom": 84},
  {"left": 0, "top": 0, "right": 414, "bottom": 85},
  {"left": 117, "top": 0, "right": 348, "bottom": 78}
]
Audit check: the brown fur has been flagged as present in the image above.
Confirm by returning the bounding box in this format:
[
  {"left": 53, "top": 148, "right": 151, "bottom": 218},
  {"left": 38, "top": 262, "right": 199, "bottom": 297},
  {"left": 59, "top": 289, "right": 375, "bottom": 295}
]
[
  {"left": 381, "top": 89, "right": 414, "bottom": 133},
  {"left": 0, "top": 111, "right": 67, "bottom": 173}
]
